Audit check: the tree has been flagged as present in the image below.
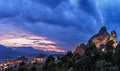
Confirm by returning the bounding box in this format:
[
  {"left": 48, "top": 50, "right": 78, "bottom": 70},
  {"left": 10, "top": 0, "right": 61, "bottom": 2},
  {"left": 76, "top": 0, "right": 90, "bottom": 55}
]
[
  {"left": 19, "top": 61, "right": 25, "bottom": 67},
  {"left": 105, "top": 40, "right": 114, "bottom": 52},
  {"left": 113, "top": 43, "right": 120, "bottom": 68},
  {"left": 45, "top": 55, "right": 55, "bottom": 63},
  {"left": 43, "top": 55, "right": 55, "bottom": 71},
  {"left": 85, "top": 42, "right": 100, "bottom": 64},
  {"left": 65, "top": 51, "right": 73, "bottom": 58},
  {"left": 18, "top": 67, "right": 27, "bottom": 71},
  {"left": 86, "top": 42, "right": 97, "bottom": 51},
  {"left": 104, "top": 40, "right": 114, "bottom": 62},
  {"left": 95, "top": 60, "right": 118, "bottom": 71},
  {"left": 30, "top": 66, "right": 37, "bottom": 71}
]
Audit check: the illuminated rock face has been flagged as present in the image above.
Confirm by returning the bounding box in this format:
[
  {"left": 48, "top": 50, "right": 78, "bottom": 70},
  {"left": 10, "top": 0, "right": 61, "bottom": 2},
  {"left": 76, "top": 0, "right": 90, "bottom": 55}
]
[
  {"left": 74, "top": 43, "right": 85, "bottom": 55},
  {"left": 110, "top": 31, "right": 117, "bottom": 47},
  {"left": 89, "top": 26, "right": 117, "bottom": 48},
  {"left": 74, "top": 26, "right": 118, "bottom": 55}
]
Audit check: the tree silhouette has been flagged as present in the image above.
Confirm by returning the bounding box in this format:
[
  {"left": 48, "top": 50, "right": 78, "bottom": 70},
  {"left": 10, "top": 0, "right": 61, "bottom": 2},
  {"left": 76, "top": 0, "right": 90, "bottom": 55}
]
[
  {"left": 45, "top": 55, "right": 55, "bottom": 63},
  {"left": 30, "top": 66, "right": 37, "bottom": 71}
]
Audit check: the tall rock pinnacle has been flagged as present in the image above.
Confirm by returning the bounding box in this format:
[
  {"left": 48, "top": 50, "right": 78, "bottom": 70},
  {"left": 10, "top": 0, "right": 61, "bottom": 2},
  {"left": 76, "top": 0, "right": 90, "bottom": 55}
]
[
  {"left": 98, "top": 26, "right": 107, "bottom": 35},
  {"left": 89, "top": 26, "right": 117, "bottom": 48},
  {"left": 89, "top": 26, "right": 110, "bottom": 48},
  {"left": 74, "top": 26, "right": 118, "bottom": 56}
]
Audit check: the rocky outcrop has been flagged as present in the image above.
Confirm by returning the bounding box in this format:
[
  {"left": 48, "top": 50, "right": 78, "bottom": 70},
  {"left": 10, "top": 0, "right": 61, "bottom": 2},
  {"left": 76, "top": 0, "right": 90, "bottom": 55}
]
[
  {"left": 110, "top": 31, "right": 117, "bottom": 47},
  {"left": 89, "top": 26, "right": 117, "bottom": 48},
  {"left": 74, "top": 43, "right": 86, "bottom": 55},
  {"left": 74, "top": 26, "right": 118, "bottom": 55}
]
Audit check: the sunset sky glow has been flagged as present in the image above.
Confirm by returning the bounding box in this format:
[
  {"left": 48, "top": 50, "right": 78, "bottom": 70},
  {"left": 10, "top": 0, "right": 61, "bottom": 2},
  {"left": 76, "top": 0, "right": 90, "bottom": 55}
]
[{"left": 0, "top": 34, "right": 65, "bottom": 52}]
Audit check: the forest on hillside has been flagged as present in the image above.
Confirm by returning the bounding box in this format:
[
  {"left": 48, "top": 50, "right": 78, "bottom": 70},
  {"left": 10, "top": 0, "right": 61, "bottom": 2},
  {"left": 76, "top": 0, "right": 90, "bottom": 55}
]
[{"left": 42, "top": 40, "right": 120, "bottom": 71}]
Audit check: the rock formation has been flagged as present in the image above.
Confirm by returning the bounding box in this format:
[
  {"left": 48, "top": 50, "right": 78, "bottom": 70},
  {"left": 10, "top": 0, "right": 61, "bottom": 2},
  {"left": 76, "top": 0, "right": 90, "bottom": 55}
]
[
  {"left": 74, "top": 43, "right": 86, "bottom": 55},
  {"left": 89, "top": 26, "right": 117, "bottom": 48},
  {"left": 74, "top": 26, "right": 118, "bottom": 55},
  {"left": 110, "top": 31, "right": 117, "bottom": 47}
]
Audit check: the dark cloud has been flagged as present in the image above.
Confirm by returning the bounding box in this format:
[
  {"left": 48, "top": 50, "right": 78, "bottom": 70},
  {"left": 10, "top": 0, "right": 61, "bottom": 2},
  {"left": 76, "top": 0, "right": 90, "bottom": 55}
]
[
  {"left": 79, "top": 0, "right": 97, "bottom": 17},
  {"left": 33, "top": 0, "right": 63, "bottom": 8},
  {"left": 99, "top": 0, "right": 120, "bottom": 23},
  {"left": 0, "top": 0, "right": 18, "bottom": 19},
  {"left": 0, "top": 0, "right": 120, "bottom": 50}
]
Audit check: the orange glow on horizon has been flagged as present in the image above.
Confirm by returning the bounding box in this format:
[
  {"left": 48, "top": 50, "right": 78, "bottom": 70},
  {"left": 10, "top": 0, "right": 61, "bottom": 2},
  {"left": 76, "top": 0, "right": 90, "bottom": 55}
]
[{"left": 0, "top": 34, "right": 65, "bottom": 52}]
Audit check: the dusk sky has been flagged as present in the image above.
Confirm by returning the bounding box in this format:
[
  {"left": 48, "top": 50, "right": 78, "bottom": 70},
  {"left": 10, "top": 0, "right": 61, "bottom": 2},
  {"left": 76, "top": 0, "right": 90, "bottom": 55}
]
[{"left": 0, "top": 0, "right": 120, "bottom": 52}]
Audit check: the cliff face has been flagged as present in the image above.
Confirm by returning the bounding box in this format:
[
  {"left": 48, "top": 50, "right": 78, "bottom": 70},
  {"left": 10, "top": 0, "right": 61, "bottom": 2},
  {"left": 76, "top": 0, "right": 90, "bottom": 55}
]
[
  {"left": 110, "top": 31, "right": 117, "bottom": 47},
  {"left": 89, "top": 26, "right": 117, "bottom": 48},
  {"left": 74, "top": 43, "right": 85, "bottom": 55},
  {"left": 74, "top": 26, "right": 118, "bottom": 55}
]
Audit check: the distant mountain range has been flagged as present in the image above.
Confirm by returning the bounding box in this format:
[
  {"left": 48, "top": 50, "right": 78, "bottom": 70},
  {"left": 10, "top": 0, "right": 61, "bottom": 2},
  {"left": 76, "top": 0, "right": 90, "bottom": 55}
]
[
  {"left": 0, "top": 45, "right": 64, "bottom": 59},
  {"left": 11, "top": 47, "right": 45, "bottom": 54},
  {"left": 11, "top": 47, "right": 64, "bottom": 54},
  {"left": 0, "top": 45, "right": 21, "bottom": 58}
]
